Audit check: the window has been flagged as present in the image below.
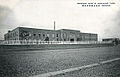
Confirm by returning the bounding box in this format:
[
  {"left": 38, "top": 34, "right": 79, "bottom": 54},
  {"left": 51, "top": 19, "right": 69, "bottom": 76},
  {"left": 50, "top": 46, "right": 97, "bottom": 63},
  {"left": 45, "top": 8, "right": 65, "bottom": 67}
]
[
  {"left": 13, "top": 33, "right": 15, "bottom": 37},
  {"left": 56, "top": 34, "right": 58, "bottom": 37},
  {"left": 52, "top": 34, "right": 54, "bottom": 37},
  {"left": 63, "top": 33, "right": 66, "bottom": 37},
  {"left": 43, "top": 34, "right": 45, "bottom": 37},
  {"left": 57, "top": 38, "right": 59, "bottom": 41},
  {"left": 33, "top": 34, "right": 36, "bottom": 36},
  {"left": 39, "top": 34, "right": 41, "bottom": 37},
  {"left": 64, "top": 39, "right": 66, "bottom": 41}
]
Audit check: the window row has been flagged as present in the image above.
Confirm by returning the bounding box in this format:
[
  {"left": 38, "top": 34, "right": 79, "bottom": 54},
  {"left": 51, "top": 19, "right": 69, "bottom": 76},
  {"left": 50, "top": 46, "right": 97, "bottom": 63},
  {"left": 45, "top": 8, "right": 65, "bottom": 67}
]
[{"left": 33, "top": 33, "right": 59, "bottom": 38}]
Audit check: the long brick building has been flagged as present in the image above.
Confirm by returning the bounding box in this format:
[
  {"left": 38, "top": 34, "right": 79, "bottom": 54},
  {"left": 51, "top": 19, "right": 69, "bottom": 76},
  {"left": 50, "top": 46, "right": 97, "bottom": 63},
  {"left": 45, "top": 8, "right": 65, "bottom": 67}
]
[{"left": 4, "top": 27, "right": 98, "bottom": 42}]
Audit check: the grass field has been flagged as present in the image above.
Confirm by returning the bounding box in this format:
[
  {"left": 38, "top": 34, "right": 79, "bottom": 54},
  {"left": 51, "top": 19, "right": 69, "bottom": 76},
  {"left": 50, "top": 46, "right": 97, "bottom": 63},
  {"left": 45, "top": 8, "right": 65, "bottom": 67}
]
[
  {"left": 0, "top": 45, "right": 120, "bottom": 77},
  {"left": 53, "top": 60, "right": 120, "bottom": 77}
]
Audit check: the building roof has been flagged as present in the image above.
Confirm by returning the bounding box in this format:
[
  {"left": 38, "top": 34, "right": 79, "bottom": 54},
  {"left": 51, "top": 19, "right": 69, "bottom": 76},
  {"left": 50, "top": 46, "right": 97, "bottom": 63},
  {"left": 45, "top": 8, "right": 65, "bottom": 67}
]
[
  {"left": 18, "top": 27, "right": 54, "bottom": 31},
  {"left": 58, "top": 29, "right": 80, "bottom": 32},
  {"left": 80, "top": 32, "right": 97, "bottom": 35},
  {"left": 18, "top": 27, "right": 81, "bottom": 32}
]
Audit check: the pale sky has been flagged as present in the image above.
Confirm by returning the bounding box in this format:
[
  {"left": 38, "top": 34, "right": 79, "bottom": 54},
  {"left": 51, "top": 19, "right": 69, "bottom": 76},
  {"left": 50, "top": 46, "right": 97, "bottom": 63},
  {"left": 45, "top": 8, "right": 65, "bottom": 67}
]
[{"left": 0, "top": 0, "right": 120, "bottom": 41}]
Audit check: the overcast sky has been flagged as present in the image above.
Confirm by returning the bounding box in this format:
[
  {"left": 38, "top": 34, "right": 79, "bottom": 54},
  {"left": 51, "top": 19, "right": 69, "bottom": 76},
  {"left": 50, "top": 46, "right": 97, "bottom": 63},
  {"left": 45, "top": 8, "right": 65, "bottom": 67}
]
[{"left": 0, "top": 0, "right": 120, "bottom": 41}]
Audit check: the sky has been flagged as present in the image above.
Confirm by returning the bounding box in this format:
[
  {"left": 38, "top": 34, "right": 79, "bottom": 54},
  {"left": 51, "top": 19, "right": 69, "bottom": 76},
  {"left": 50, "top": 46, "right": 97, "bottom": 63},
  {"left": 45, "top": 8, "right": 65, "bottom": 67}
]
[{"left": 0, "top": 0, "right": 120, "bottom": 41}]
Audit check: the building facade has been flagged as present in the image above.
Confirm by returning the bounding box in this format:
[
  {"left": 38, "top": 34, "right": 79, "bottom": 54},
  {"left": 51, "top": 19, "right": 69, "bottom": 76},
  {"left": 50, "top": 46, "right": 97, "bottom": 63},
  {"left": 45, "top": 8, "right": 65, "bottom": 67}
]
[{"left": 4, "top": 27, "right": 98, "bottom": 41}]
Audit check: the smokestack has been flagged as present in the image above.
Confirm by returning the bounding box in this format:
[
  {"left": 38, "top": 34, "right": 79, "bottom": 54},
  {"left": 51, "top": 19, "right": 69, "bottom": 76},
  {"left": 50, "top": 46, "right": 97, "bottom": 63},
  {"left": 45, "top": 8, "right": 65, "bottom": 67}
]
[{"left": 54, "top": 21, "right": 55, "bottom": 31}]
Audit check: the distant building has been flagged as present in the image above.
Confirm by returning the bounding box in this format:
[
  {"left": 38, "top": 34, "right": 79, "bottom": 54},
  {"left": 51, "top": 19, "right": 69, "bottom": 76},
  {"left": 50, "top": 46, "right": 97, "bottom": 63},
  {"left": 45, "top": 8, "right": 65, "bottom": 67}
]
[
  {"left": 4, "top": 27, "right": 98, "bottom": 41},
  {"left": 102, "top": 38, "right": 119, "bottom": 45}
]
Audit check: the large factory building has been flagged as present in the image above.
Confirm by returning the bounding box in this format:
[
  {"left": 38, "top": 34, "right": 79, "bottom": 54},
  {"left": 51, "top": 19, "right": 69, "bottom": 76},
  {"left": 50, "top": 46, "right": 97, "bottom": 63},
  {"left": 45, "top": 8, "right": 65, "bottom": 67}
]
[{"left": 4, "top": 27, "right": 98, "bottom": 42}]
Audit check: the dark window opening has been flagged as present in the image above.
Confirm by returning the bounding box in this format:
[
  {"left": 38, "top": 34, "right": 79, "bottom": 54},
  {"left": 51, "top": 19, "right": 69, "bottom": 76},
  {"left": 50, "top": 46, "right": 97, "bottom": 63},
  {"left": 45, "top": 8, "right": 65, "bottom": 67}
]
[
  {"left": 77, "top": 38, "right": 82, "bottom": 41},
  {"left": 56, "top": 34, "right": 58, "bottom": 37},
  {"left": 43, "top": 34, "right": 45, "bottom": 37},
  {"left": 39, "top": 34, "right": 41, "bottom": 37},
  {"left": 57, "top": 38, "right": 58, "bottom": 41},
  {"left": 70, "top": 39, "right": 74, "bottom": 42},
  {"left": 33, "top": 34, "right": 36, "bottom": 36},
  {"left": 64, "top": 39, "right": 66, "bottom": 41}
]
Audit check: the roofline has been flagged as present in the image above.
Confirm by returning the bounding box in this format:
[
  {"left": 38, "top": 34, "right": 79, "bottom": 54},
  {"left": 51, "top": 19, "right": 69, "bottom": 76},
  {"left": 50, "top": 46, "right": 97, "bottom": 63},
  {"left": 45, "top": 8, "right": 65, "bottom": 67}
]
[
  {"left": 18, "top": 27, "right": 54, "bottom": 31},
  {"left": 6, "top": 27, "right": 98, "bottom": 35},
  {"left": 102, "top": 38, "right": 119, "bottom": 39},
  {"left": 18, "top": 27, "right": 81, "bottom": 32},
  {"left": 80, "top": 32, "right": 98, "bottom": 35}
]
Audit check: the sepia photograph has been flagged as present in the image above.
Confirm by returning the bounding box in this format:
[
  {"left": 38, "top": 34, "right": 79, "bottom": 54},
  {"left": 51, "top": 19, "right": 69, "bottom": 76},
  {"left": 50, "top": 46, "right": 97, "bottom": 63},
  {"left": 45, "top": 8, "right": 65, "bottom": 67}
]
[{"left": 0, "top": 0, "right": 120, "bottom": 77}]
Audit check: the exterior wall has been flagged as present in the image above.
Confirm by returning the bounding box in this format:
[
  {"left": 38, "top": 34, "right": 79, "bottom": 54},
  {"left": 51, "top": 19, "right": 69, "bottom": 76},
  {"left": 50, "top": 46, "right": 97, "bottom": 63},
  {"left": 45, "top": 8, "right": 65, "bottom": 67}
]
[
  {"left": 4, "top": 27, "right": 98, "bottom": 41},
  {"left": 54, "top": 30, "right": 61, "bottom": 41},
  {"left": 80, "top": 33, "right": 97, "bottom": 41},
  {"left": 19, "top": 27, "right": 56, "bottom": 41},
  {"left": 4, "top": 27, "right": 19, "bottom": 40},
  {"left": 59, "top": 29, "right": 80, "bottom": 41}
]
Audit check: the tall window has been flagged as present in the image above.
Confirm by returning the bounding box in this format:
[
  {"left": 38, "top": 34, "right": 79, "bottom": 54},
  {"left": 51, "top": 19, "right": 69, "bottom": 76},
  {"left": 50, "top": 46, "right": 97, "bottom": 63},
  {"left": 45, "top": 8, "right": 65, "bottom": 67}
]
[
  {"left": 52, "top": 34, "right": 54, "bottom": 38},
  {"left": 56, "top": 34, "right": 58, "bottom": 37},
  {"left": 43, "top": 34, "right": 45, "bottom": 37},
  {"left": 64, "top": 39, "right": 66, "bottom": 41},
  {"left": 33, "top": 34, "right": 36, "bottom": 36},
  {"left": 57, "top": 38, "right": 59, "bottom": 41},
  {"left": 39, "top": 34, "right": 41, "bottom": 37},
  {"left": 63, "top": 33, "right": 66, "bottom": 37}
]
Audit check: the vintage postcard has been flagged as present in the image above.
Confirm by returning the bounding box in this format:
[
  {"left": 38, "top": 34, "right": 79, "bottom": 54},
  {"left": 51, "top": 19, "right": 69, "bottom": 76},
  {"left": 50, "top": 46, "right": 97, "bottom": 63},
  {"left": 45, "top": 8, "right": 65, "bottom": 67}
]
[{"left": 0, "top": 0, "right": 120, "bottom": 77}]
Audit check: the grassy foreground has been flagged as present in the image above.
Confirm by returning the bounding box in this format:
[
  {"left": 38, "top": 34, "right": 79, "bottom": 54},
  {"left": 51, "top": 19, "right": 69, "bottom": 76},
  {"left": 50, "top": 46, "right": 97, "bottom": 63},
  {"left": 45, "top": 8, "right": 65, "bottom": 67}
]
[{"left": 0, "top": 45, "right": 120, "bottom": 77}]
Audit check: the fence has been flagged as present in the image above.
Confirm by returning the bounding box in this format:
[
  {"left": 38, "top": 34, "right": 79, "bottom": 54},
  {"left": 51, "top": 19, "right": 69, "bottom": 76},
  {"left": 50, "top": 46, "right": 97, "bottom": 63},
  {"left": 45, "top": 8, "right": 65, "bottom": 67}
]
[{"left": 0, "top": 40, "right": 113, "bottom": 45}]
